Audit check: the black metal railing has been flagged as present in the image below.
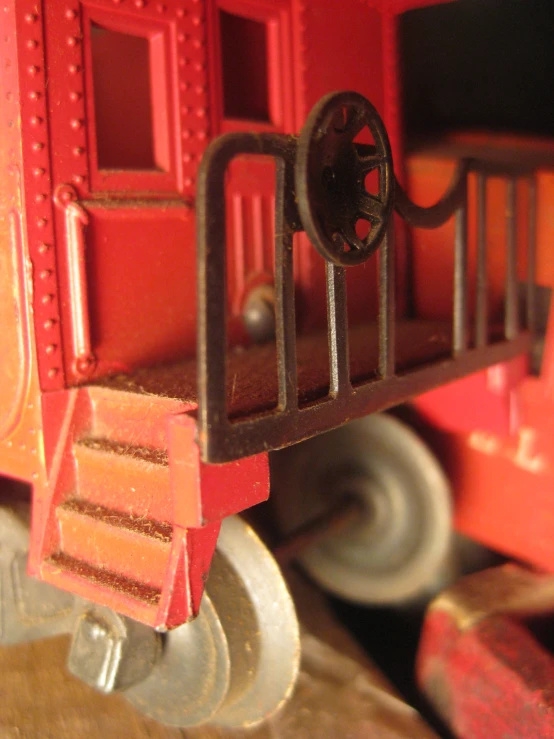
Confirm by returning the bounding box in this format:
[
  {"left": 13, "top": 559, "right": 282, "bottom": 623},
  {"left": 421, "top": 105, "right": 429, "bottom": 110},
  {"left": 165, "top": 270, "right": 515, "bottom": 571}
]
[{"left": 196, "top": 92, "right": 536, "bottom": 463}]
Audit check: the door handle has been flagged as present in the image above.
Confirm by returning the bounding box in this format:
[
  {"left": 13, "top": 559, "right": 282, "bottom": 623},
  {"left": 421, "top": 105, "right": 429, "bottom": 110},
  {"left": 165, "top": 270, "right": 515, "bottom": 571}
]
[{"left": 54, "top": 184, "right": 96, "bottom": 378}]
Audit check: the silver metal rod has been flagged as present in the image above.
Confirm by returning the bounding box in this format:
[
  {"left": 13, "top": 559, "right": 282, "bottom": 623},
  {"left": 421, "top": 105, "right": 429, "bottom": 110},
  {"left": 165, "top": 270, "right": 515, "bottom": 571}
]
[
  {"left": 326, "top": 262, "right": 350, "bottom": 397},
  {"left": 527, "top": 176, "right": 537, "bottom": 333},
  {"left": 275, "top": 230, "right": 298, "bottom": 411},
  {"left": 453, "top": 184, "right": 469, "bottom": 355},
  {"left": 379, "top": 225, "right": 396, "bottom": 378},
  {"left": 475, "top": 174, "right": 488, "bottom": 347},
  {"left": 274, "top": 495, "right": 363, "bottom": 566},
  {"left": 505, "top": 178, "right": 518, "bottom": 340}
]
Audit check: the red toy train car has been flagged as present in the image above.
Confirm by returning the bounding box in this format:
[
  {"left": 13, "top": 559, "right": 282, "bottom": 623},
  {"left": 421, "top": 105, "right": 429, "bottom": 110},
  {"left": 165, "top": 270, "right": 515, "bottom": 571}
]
[{"left": 0, "top": 0, "right": 551, "bottom": 729}]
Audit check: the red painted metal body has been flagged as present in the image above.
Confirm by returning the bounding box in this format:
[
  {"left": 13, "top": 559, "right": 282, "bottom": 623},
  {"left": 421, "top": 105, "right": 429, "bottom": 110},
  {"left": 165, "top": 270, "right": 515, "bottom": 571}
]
[
  {"left": 1, "top": 0, "right": 453, "bottom": 629},
  {"left": 3, "top": 1, "right": 554, "bottom": 735},
  {"left": 0, "top": 0, "right": 552, "bottom": 676},
  {"left": 409, "top": 134, "right": 554, "bottom": 573}
]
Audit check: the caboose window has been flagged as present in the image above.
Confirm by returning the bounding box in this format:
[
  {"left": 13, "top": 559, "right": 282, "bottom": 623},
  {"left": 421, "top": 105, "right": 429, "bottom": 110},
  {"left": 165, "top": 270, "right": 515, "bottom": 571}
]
[
  {"left": 219, "top": 10, "right": 270, "bottom": 122},
  {"left": 90, "top": 24, "right": 158, "bottom": 170}
]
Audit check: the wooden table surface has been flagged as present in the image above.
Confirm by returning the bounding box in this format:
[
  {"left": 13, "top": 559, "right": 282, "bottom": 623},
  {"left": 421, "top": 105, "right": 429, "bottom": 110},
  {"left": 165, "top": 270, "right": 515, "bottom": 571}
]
[{"left": 0, "top": 572, "right": 437, "bottom": 739}]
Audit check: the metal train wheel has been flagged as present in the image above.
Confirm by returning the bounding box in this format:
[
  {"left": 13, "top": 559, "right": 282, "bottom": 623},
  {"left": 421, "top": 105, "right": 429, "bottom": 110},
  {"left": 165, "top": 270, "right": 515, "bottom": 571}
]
[
  {"left": 271, "top": 414, "right": 453, "bottom": 605},
  {"left": 210, "top": 515, "right": 300, "bottom": 728},
  {"left": 124, "top": 516, "right": 300, "bottom": 728},
  {"left": 123, "top": 592, "right": 231, "bottom": 727}
]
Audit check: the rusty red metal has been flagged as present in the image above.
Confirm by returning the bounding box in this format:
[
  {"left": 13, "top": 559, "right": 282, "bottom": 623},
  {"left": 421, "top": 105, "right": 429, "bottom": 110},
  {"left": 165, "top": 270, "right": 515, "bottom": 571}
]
[{"left": 417, "top": 565, "right": 554, "bottom": 738}]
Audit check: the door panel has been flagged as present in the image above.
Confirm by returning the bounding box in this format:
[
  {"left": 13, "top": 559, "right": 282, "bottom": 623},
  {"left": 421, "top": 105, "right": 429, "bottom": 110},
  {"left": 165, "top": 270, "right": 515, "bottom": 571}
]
[
  {"left": 226, "top": 157, "right": 276, "bottom": 313},
  {"left": 85, "top": 204, "right": 195, "bottom": 372},
  {"left": 210, "top": 0, "right": 293, "bottom": 316},
  {"left": 43, "top": 1, "right": 205, "bottom": 384}
]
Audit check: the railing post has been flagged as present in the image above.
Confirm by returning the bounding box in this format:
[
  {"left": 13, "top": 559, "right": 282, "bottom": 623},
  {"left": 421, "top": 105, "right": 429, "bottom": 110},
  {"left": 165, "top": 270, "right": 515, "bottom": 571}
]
[
  {"left": 453, "top": 178, "right": 469, "bottom": 355},
  {"left": 505, "top": 177, "right": 519, "bottom": 340},
  {"left": 475, "top": 173, "right": 488, "bottom": 348},
  {"left": 379, "top": 223, "right": 396, "bottom": 378},
  {"left": 275, "top": 225, "right": 298, "bottom": 412},
  {"left": 527, "top": 176, "right": 537, "bottom": 334},
  {"left": 326, "top": 262, "right": 350, "bottom": 397}
]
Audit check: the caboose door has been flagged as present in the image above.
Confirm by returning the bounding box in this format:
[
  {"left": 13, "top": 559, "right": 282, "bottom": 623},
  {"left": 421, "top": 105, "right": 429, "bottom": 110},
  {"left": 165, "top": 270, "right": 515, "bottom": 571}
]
[
  {"left": 210, "top": 1, "right": 294, "bottom": 318},
  {"left": 44, "top": 2, "right": 206, "bottom": 384}
]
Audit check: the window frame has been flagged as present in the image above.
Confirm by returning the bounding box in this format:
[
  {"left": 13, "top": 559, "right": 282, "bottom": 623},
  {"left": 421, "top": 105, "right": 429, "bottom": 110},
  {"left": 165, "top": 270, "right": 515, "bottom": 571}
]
[
  {"left": 82, "top": 6, "right": 178, "bottom": 194},
  {"left": 210, "top": 0, "right": 294, "bottom": 135}
]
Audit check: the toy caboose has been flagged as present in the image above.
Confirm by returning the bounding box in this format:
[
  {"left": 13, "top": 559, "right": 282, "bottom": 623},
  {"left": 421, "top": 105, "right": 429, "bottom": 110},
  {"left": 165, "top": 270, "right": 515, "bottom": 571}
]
[{"left": 0, "top": 0, "right": 546, "bottom": 728}]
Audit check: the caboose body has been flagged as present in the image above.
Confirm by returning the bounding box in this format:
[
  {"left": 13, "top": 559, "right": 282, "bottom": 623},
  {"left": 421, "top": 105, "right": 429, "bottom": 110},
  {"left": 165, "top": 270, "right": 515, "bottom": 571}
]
[
  {"left": 0, "top": 0, "right": 426, "bottom": 627},
  {"left": 0, "top": 0, "right": 454, "bottom": 630},
  {"left": 0, "top": 0, "right": 551, "bottom": 714}
]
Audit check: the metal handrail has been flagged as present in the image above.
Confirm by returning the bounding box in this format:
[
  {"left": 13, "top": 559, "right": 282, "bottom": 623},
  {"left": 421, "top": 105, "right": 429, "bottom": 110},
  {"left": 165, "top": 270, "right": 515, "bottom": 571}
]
[
  {"left": 196, "top": 93, "right": 536, "bottom": 464},
  {"left": 54, "top": 184, "right": 96, "bottom": 378}
]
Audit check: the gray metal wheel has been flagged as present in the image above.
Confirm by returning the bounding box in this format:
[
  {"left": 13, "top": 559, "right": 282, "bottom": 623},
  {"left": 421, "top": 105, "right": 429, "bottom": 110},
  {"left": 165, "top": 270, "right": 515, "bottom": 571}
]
[
  {"left": 124, "top": 592, "right": 231, "bottom": 727},
  {"left": 210, "top": 515, "right": 300, "bottom": 728},
  {"left": 271, "top": 414, "right": 453, "bottom": 605},
  {"left": 124, "top": 515, "right": 300, "bottom": 729}
]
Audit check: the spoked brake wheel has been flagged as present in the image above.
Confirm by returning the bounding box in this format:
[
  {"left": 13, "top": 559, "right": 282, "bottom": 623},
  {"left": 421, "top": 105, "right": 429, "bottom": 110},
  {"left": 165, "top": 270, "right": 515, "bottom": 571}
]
[{"left": 295, "top": 90, "right": 394, "bottom": 267}]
